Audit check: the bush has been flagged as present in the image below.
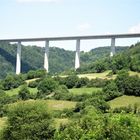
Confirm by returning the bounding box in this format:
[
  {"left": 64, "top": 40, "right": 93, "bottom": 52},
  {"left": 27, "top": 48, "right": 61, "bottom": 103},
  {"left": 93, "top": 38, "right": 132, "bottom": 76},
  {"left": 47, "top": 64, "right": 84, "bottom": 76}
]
[
  {"left": 18, "top": 85, "right": 30, "bottom": 100},
  {"left": 103, "top": 81, "right": 123, "bottom": 101},
  {"left": 37, "top": 78, "right": 59, "bottom": 98},
  {"left": 65, "top": 75, "right": 79, "bottom": 89},
  {"left": 26, "top": 69, "right": 46, "bottom": 79},
  {"left": 125, "top": 75, "right": 140, "bottom": 96},
  {"left": 115, "top": 70, "right": 140, "bottom": 96},
  {"left": 87, "top": 78, "right": 108, "bottom": 88},
  {"left": 112, "top": 105, "right": 133, "bottom": 113},
  {"left": 2, "top": 101, "right": 55, "bottom": 140},
  {"left": 2, "top": 74, "right": 25, "bottom": 90},
  {"left": 115, "top": 70, "right": 129, "bottom": 93},
  {"left": 75, "top": 77, "right": 89, "bottom": 88},
  {"left": 28, "top": 80, "right": 38, "bottom": 88},
  {"left": 53, "top": 85, "right": 72, "bottom": 100}
]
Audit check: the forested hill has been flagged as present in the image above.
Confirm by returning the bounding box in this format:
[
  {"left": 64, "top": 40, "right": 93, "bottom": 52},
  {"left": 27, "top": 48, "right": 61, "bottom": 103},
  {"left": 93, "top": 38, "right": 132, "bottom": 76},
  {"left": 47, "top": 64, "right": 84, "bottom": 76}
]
[
  {"left": 0, "top": 42, "right": 128, "bottom": 78},
  {"left": 78, "top": 42, "right": 140, "bottom": 73}
]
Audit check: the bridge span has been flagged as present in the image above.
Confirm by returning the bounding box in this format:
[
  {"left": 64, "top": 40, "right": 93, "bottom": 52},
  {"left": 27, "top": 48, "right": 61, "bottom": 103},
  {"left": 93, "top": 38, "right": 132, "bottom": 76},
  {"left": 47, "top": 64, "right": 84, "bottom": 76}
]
[{"left": 0, "top": 33, "right": 140, "bottom": 74}]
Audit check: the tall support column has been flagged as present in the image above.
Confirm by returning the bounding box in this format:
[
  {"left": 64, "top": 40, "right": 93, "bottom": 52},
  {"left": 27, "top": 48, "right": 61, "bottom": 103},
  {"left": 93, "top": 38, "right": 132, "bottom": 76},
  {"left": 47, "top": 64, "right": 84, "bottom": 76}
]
[
  {"left": 16, "top": 41, "right": 21, "bottom": 75},
  {"left": 75, "top": 39, "right": 80, "bottom": 70},
  {"left": 110, "top": 38, "right": 116, "bottom": 57},
  {"left": 44, "top": 40, "right": 49, "bottom": 72}
]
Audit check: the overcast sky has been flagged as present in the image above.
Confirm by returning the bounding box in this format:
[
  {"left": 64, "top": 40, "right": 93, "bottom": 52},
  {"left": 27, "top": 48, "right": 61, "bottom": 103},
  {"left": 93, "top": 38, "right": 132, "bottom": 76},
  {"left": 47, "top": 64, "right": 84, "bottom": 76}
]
[{"left": 0, "top": 0, "right": 140, "bottom": 51}]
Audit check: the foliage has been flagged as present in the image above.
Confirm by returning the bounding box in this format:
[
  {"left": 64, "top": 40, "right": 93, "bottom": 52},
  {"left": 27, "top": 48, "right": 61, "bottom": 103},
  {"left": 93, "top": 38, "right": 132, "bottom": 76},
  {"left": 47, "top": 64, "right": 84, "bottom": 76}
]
[
  {"left": 87, "top": 78, "right": 108, "bottom": 88},
  {"left": 53, "top": 85, "right": 71, "bottom": 100},
  {"left": 55, "top": 107, "right": 140, "bottom": 140},
  {"left": 75, "top": 77, "right": 89, "bottom": 88},
  {"left": 77, "top": 43, "right": 140, "bottom": 74},
  {"left": 103, "top": 81, "right": 123, "bottom": 101},
  {"left": 37, "top": 77, "right": 59, "bottom": 97},
  {"left": 2, "top": 74, "right": 24, "bottom": 90},
  {"left": 0, "top": 42, "right": 128, "bottom": 79},
  {"left": 65, "top": 75, "right": 79, "bottom": 89},
  {"left": 115, "top": 70, "right": 140, "bottom": 96},
  {"left": 18, "top": 85, "right": 30, "bottom": 100},
  {"left": 28, "top": 80, "right": 39, "bottom": 88},
  {"left": 2, "top": 101, "right": 55, "bottom": 140},
  {"left": 125, "top": 75, "right": 140, "bottom": 96},
  {"left": 26, "top": 69, "right": 46, "bottom": 79}
]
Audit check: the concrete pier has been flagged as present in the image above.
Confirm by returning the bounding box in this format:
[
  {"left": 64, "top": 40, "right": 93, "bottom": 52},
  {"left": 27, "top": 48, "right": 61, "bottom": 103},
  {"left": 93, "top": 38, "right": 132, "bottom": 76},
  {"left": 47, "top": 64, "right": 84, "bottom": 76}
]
[
  {"left": 16, "top": 41, "right": 21, "bottom": 74},
  {"left": 110, "top": 38, "right": 116, "bottom": 57},
  {"left": 75, "top": 39, "right": 80, "bottom": 70},
  {"left": 44, "top": 40, "right": 49, "bottom": 72}
]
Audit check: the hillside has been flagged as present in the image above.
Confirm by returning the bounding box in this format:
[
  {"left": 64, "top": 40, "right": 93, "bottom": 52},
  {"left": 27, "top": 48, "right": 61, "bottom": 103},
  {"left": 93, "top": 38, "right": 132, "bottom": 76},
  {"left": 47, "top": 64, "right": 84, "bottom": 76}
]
[
  {"left": 78, "top": 42, "right": 140, "bottom": 74},
  {"left": 0, "top": 42, "right": 128, "bottom": 79}
]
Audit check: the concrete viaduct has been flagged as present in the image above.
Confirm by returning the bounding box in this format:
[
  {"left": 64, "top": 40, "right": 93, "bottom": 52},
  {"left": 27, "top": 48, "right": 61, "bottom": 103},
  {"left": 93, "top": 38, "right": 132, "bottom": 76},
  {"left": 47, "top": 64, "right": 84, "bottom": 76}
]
[{"left": 0, "top": 33, "right": 140, "bottom": 74}]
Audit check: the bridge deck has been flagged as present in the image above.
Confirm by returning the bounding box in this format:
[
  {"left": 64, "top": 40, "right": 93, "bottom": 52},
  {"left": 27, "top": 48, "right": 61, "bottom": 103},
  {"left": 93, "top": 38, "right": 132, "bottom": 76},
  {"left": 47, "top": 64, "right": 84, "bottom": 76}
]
[{"left": 0, "top": 33, "right": 140, "bottom": 42}]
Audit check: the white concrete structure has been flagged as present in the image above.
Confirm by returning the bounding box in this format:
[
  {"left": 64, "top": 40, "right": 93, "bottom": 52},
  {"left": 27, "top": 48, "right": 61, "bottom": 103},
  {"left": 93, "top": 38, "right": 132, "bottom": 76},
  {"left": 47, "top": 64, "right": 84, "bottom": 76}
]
[
  {"left": 75, "top": 39, "right": 80, "bottom": 70},
  {"left": 16, "top": 41, "right": 21, "bottom": 74},
  {"left": 44, "top": 40, "right": 49, "bottom": 72},
  {"left": 110, "top": 38, "right": 116, "bottom": 57},
  {"left": 0, "top": 33, "right": 140, "bottom": 74}
]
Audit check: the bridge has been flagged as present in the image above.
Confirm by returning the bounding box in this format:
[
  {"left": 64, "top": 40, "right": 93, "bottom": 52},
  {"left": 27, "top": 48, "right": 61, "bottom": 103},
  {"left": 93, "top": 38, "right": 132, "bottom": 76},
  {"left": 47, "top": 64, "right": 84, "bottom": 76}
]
[{"left": 0, "top": 33, "right": 140, "bottom": 74}]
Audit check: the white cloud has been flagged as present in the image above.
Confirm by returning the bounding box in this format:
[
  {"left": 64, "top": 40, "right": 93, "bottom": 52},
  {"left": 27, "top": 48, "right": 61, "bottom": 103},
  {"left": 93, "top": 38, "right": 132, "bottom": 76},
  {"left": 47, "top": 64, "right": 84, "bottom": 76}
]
[
  {"left": 129, "top": 23, "right": 140, "bottom": 33},
  {"left": 77, "top": 23, "right": 91, "bottom": 32},
  {"left": 16, "top": 0, "right": 61, "bottom": 3}
]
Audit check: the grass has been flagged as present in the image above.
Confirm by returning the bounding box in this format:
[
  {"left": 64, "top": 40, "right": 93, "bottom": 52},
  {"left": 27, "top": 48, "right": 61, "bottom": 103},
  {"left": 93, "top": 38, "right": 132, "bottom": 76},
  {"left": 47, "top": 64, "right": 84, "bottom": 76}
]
[
  {"left": 46, "top": 100, "right": 77, "bottom": 111},
  {"left": 129, "top": 71, "right": 140, "bottom": 77},
  {"left": 6, "top": 99, "right": 77, "bottom": 111},
  {"left": 69, "top": 87, "right": 102, "bottom": 95},
  {"left": 108, "top": 95, "right": 140, "bottom": 109},
  {"left": 0, "top": 117, "right": 7, "bottom": 132},
  {"left": 54, "top": 118, "right": 69, "bottom": 129},
  {"left": 78, "top": 70, "right": 113, "bottom": 80},
  {"left": 5, "top": 87, "right": 38, "bottom": 96},
  {"left": 25, "top": 78, "right": 40, "bottom": 84},
  {"left": 77, "top": 71, "right": 140, "bottom": 80}
]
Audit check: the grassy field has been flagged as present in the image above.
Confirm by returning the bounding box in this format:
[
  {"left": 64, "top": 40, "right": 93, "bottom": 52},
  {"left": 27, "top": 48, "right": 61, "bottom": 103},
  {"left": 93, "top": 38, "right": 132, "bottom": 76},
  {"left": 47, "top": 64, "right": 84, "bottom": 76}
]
[
  {"left": 0, "top": 117, "right": 7, "bottom": 132},
  {"left": 108, "top": 95, "right": 140, "bottom": 109},
  {"left": 129, "top": 71, "right": 140, "bottom": 77},
  {"left": 5, "top": 87, "right": 38, "bottom": 96},
  {"left": 78, "top": 71, "right": 140, "bottom": 80},
  {"left": 78, "top": 70, "right": 114, "bottom": 80},
  {"left": 46, "top": 100, "right": 76, "bottom": 111},
  {"left": 6, "top": 99, "right": 76, "bottom": 111},
  {"left": 54, "top": 118, "right": 69, "bottom": 129},
  {"left": 69, "top": 87, "right": 102, "bottom": 95}
]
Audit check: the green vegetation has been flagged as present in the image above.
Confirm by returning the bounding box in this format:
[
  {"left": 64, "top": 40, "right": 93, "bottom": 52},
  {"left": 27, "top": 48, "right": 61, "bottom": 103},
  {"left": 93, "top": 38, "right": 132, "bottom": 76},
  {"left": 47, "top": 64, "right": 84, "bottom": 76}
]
[
  {"left": 54, "top": 118, "right": 69, "bottom": 129},
  {"left": 5, "top": 87, "right": 37, "bottom": 96},
  {"left": 0, "top": 42, "right": 140, "bottom": 139},
  {"left": 109, "top": 95, "right": 140, "bottom": 109},
  {"left": 78, "top": 70, "right": 115, "bottom": 79},
  {"left": 77, "top": 43, "right": 140, "bottom": 74},
  {"left": 0, "top": 117, "right": 7, "bottom": 132},
  {"left": 46, "top": 100, "right": 76, "bottom": 111},
  {"left": 69, "top": 87, "right": 102, "bottom": 95},
  {"left": 0, "top": 42, "right": 128, "bottom": 79},
  {"left": 2, "top": 101, "right": 55, "bottom": 140}
]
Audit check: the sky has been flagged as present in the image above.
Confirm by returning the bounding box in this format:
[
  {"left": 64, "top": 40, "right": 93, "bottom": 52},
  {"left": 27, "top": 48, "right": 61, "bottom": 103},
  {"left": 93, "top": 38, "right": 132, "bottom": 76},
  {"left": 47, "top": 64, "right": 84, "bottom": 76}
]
[{"left": 0, "top": 0, "right": 140, "bottom": 51}]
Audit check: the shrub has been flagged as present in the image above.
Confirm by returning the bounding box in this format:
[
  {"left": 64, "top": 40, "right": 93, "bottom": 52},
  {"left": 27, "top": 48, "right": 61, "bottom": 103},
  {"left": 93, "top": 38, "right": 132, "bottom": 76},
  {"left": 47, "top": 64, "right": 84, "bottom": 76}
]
[
  {"left": 103, "top": 81, "right": 123, "bottom": 101},
  {"left": 2, "top": 74, "right": 24, "bottom": 90},
  {"left": 18, "top": 85, "right": 30, "bottom": 100},
  {"left": 87, "top": 78, "right": 108, "bottom": 88},
  {"left": 65, "top": 75, "right": 79, "bottom": 89},
  {"left": 2, "top": 101, "right": 55, "bottom": 140},
  {"left": 37, "top": 78, "right": 59, "bottom": 98},
  {"left": 28, "top": 80, "right": 38, "bottom": 88}
]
